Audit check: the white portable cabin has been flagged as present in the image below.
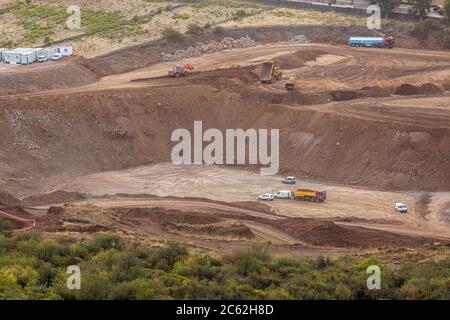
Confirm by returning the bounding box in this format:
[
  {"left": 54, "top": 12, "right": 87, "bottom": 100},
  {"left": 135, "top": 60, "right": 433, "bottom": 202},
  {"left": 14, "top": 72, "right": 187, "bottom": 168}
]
[
  {"left": 43, "top": 46, "right": 73, "bottom": 58},
  {"left": 42, "top": 47, "right": 59, "bottom": 58},
  {"left": 56, "top": 46, "right": 73, "bottom": 57},
  {"left": 0, "top": 48, "right": 8, "bottom": 62},
  {"left": 2, "top": 48, "right": 45, "bottom": 65}
]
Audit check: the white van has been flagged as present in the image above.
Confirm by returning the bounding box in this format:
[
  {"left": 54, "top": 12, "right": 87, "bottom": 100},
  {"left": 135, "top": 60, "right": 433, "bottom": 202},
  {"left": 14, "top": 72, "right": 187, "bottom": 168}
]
[
  {"left": 282, "top": 176, "right": 296, "bottom": 184},
  {"left": 275, "top": 191, "right": 292, "bottom": 199}
]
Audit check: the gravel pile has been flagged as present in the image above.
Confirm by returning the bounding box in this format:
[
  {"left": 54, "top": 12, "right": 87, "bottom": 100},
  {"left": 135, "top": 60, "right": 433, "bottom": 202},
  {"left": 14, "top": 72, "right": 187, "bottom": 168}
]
[
  {"left": 289, "top": 35, "right": 308, "bottom": 44},
  {"left": 161, "top": 36, "right": 256, "bottom": 61}
]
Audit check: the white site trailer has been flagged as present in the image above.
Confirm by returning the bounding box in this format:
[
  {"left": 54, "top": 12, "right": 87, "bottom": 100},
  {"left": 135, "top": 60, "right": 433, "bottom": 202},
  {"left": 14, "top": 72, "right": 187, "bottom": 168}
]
[
  {"left": 2, "top": 48, "right": 46, "bottom": 65},
  {"left": 42, "top": 47, "right": 58, "bottom": 58},
  {"left": 57, "top": 46, "right": 73, "bottom": 57},
  {"left": 0, "top": 48, "right": 8, "bottom": 62},
  {"left": 42, "top": 46, "right": 73, "bottom": 59}
]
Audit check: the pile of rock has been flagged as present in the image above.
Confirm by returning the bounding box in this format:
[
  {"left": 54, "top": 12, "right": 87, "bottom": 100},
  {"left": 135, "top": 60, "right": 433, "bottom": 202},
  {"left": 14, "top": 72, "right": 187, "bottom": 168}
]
[
  {"left": 161, "top": 36, "right": 256, "bottom": 61},
  {"left": 289, "top": 35, "right": 308, "bottom": 44}
]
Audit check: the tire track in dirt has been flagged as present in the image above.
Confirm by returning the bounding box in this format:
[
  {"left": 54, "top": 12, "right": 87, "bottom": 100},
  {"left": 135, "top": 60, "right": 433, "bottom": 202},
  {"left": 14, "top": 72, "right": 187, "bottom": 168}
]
[
  {"left": 0, "top": 210, "right": 36, "bottom": 232},
  {"left": 245, "top": 222, "right": 305, "bottom": 245}
]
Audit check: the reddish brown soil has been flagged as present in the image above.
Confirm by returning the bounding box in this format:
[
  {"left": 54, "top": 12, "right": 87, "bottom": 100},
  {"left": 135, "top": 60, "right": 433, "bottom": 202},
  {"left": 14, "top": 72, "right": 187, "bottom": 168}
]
[
  {"left": 22, "top": 191, "right": 87, "bottom": 206},
  {"left": 119, "top": 207, "right": 222, "bottom": 225},
  {"left": 0, "top": 37, "right": 449, "bottom": 252},
  {"left": 0, "top": 58, "right": 97, "bottom": 95},
  {"left": 272, "top": 218, "right": 445, "bottom": 248},
  {"left": 0, "top": 192, "right": 21, "bottom": 206},
  {"left": 394, "top": 83, "right": 419, "bottom": 96},
  {"left": 0, "top": 81, "right": 449, "bottom": 194}
]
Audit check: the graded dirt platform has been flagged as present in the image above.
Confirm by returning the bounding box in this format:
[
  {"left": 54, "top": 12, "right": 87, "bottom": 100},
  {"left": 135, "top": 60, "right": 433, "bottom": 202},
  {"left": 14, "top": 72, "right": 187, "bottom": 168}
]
[{"left": 1, "top": 41, "right": 449, "bottom": 257}]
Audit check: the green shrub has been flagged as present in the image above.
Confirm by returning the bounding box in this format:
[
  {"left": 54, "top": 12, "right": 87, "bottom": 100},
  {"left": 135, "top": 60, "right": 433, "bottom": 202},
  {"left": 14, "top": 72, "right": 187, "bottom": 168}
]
[
  {"left": 0, "top": 219, "right": 14, "bottom": 235},
  {"left": 162, "top": 27, "right": 185, "bottom": 42},
  {"left": 374, "top": 0, "right": 400, "bottom": 18},
  {"left": 411, "top": 19, "right": 443, "bottom": 39},
  {"left": 214, "top": 25, "right": 225, "bottom": 34},
  {"left": 172, "top": 12, "right": 190, "bottom": 20},
  {"left": 189, "top": 1, "right": 209, "bottom": 9},
  {"left": 443, "top": 0, "right": 450, "bottom": 25},
  {"left": 0, "top": 232, "right": 448, "bottom": 300},
  {"left": 87, "top": 233, "right": 124, "bottom": 252},
  {"left": 232, "top": 9, "right": 251, "bottom": 21},
  {"left": 410, "top": 0, "right": 432, "bottom": 20},
  {"left": 187, "top": 23, "right": 203, "bottom": 34}
]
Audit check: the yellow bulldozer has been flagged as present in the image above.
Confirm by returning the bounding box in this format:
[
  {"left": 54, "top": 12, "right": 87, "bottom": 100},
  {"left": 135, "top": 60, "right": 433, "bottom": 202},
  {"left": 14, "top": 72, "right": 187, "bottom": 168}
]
[
  {"left": 260, "top": 60, "right": 282, "bottom": 84},
  {"left": 285, "top": 77, "right": 295, "bottom": 90}
]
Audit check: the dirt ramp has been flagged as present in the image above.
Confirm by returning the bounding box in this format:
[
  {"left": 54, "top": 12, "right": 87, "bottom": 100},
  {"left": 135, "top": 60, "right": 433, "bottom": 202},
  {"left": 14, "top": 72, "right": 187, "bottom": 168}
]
[
  {"left": 119, "top": 207, "right": 221, "bottom": 225},
  {"left": 22, "top": 191, "right": 87, "bottom": 206},
  {"left": 394, "top": 84, "right": 419, "bottom": 96},
  {"left": 0, "top": 59, "right": 97, "bottom": 95},
  {"left": 0, "top": 192, "right": 21, "bottom": 206},
  {"left": 273, "top": 218, "right": 446, "bottom": 248},
  {"left": 274, "top": 49, "right": 325, "bottom": 69},
  {"left": 418, "top": 83, "right": 443, "bottom": 95},
  {"left": 328, "top": 90, "right": 358, "bottom": 101}
]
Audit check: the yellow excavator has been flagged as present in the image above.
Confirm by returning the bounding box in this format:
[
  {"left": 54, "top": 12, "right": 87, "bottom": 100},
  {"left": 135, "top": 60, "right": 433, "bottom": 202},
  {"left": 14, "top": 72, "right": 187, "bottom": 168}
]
[
  {"left": 169, "top": 63, "right": 194, "bottom": 77},
  {"left": 260, "top": 60, "right": 282, "bottom": 84}
]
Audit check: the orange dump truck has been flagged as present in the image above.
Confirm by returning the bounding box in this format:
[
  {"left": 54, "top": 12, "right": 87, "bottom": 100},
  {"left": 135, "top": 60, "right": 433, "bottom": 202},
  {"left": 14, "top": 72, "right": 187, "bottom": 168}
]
[{"left": 292, "top": 189, "right": 327, "bottom": 202}]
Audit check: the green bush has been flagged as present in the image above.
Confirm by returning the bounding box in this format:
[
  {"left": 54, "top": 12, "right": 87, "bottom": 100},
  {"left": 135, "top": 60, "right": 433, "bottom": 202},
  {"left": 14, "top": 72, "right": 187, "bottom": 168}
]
[
  {"left": 232, "top": 9, "right": 251, "bottom": 21},
  {"left": 0, "top": 233, "right": 448, "bottom": 300},
  {"left": 187, "top": 23, "right": 203, "bottom": 34},
  {"left": 189, "top": 1, "right": 209, "bottom": 9},
  {"left": 443, "top": 0, "right": 450, "bottom": 25},
  {"left": 172, "top": 12, "right": 190, "bottom": 20},
  {"left": 411, "top": 19, "right": 443, "bottom": 39},
  {"left": 162, "top": 27, "right": 185, "bottom": 42},
  {"left": 410, "top": 0, "right": 432, "bottom": 20},
  {"left": 87, "top": 233, "right": 124, "bottom": 252},
  {"left": 374, "top": 0, "right": 400, "bottom": 18},
  {"left": 0, "top": 219, "right": 14, "bottom": 235},
  {"left": 213, "top": 25, "right": 225, "bottom": 34}
]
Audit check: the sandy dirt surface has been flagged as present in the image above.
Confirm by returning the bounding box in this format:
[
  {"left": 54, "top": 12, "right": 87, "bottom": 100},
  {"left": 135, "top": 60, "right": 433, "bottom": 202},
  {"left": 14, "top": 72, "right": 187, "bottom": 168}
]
[{"left": 57, "top": 163, "right": 450, "bottom": 241}]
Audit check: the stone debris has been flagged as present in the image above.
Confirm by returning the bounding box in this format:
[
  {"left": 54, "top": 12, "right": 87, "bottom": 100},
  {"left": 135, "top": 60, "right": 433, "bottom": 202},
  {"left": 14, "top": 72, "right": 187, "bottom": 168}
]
[
  {"left": 160, "top": 36, "right": 256, "bottom": 61},
  {"left": 289, "top": 35, "right": 308, "bottom": 44}
]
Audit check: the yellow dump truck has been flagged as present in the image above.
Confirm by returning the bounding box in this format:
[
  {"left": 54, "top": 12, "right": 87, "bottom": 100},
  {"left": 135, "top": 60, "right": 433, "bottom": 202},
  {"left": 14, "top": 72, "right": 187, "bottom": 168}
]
[
  {"left": 260, "top": 60, "right": 282, "bottom": 84},
  {"left": 292, "top": 189, "right": 327, "bottom": 202}
]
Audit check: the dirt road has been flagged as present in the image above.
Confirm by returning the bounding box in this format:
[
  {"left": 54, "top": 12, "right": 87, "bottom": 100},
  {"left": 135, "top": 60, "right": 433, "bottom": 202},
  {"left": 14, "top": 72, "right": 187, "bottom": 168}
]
[
  {"left": 3, "top": 43, "right": 450, "bottom": 98},
  {"left": 0, "top": 210, "right": 35, "bottom": 232}
]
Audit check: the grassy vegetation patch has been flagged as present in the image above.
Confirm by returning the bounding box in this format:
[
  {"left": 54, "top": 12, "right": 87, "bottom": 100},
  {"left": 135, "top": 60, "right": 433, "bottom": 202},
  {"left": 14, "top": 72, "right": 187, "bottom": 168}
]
[
  {"left": 10, "top": 1, "right": 70, "bottom": 44},
  {"left": 188, "top": 1, "right": 209, "bottom": 9},
  {"left": 2, "top": 0, "right": 155, "bottom": 45},
  {"left": 162, "top": 27, "right": 185, "bottom": 42},
  {"left": 232, "top": 9, "right": 252, "bottom": 21},
  {"left": 0, "top": 231, "right": 448, "bottom": 300},
  {"left": 172, "top": 12, "right": 190, "bottom": 20}
]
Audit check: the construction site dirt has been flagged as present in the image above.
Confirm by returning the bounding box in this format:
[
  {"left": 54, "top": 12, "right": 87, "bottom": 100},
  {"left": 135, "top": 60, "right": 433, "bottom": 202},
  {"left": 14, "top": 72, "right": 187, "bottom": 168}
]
[{"left": 1, "top": 34, "right": 450, "bottom": 259}]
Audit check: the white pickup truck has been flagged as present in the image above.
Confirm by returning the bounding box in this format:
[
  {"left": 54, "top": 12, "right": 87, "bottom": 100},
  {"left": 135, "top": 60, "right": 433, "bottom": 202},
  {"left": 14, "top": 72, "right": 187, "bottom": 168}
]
[{"left": 394, "top": 203, "right": 408, "bottom": 214}]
